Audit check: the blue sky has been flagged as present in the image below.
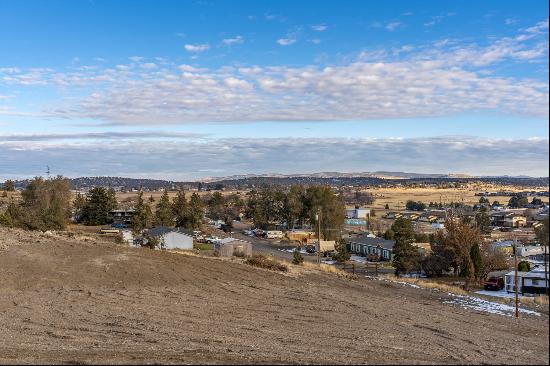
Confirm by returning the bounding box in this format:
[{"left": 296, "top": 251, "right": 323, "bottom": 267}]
[{"left": 0, "top": 0, "right": 548, "bottom": 180}]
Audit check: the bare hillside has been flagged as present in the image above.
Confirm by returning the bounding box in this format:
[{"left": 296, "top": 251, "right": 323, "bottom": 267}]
[{"left": 0, "top": 227, "right": 548, "bottom": 364}]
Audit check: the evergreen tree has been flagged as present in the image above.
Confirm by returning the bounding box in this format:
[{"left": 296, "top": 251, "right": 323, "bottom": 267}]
[
  {"left": 155, "top": 189, "right": 174, "bottom": 227},
  {"left": 188, "top": 192, "right": 204, "bottom": 229},
  {"left": 80, "top": 187, "right": 118, "bottom": 225},
  {"left": 333, "top": 239, "right": 351, "bottom": 263},
  {"left": 469, "top": 243, "right": 483, "bottom": 280},
  {"left": 475, "top": 208, "right": 492, "bottom": 235},
  {"left": 391, "top": 218, "right": 420, "bottom": 276},
  {"left": 132, "top": 191, "right": 153, "bottom": 232},
  {"left": 292, "top": 248, "right": 304, "bottom": 265},
  {"left": 172, "top": 189, "right": 189, "bottom": 228}
]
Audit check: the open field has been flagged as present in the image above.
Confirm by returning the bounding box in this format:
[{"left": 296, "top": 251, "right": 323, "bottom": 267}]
[
  {"left": 0, "top": 227, "right": 548, "bottom": 364},
  {"left": 364, "top": 186, "right": 549, "bottom": 211}
]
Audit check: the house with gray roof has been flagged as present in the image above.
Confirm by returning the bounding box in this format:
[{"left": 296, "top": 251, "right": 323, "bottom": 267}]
[{"left": 345, "top": 235, "right": 395, "bottom": 261}]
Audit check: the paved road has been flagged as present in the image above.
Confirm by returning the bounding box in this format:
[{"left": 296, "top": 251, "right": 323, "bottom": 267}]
[{"left": 215, "top": 221, "right": 395, "bottom": 275}]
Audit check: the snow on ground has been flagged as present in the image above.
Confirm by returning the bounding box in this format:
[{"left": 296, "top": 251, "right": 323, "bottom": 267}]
[
  {"left": 444, "top": 294, "right": 540, "bottom": 317},
  {"left": 321, "top": 260, "right": 336, "bottom": 265},
  {"left": 475, "top": 290, "right": 522, "bottom": 299},
  {"left": 364, "top": 275, "right": 540, "bottom": 317},
  {"left": 350, "top": 255, "right": 369, "bottom": 264}
]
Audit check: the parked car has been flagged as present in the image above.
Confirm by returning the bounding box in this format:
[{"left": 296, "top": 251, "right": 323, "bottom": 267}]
[
  {"left": 484, "top": 276, "right": 505, "bottom": 291},
  {"left": 305, "top": 244, "right": 316, "bottom": 254}
]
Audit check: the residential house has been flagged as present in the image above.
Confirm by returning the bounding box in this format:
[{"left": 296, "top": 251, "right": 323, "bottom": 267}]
[
  {"left": 345, "top": 235, "right": 395, "bottom": 261},
  {"left": 490, "top": 240, "right": 514, "bottom": 255},
  {"left": 490, "top": 209, "right": 527, "bottom": 228},
  {"left": 147, "top": 226, "right": 193, "bottom": 250},
  {"left": 516, "top": 245, "right": 545, "bottom": 258},
  {"left": 110, "top": 209, "right": 135, "bottom": 226},
  {"left": 505, "top": 265, "right": 548, "bottom": 295}
]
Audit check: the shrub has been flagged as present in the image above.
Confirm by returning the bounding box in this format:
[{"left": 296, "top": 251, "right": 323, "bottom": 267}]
[
  {"left": 292, "top": 248, "right": 304, "bottom": 265},
  {"left": 518, "top": 261, "right": 531, "bottom": 272},
  {"left": 245, "top": 254, "right": 288, "bottom": 272}
]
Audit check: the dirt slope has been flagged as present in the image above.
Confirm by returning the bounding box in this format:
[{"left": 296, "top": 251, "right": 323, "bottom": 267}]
[{"left": 0, "top": 227, "right": 548, "bottom": 364}]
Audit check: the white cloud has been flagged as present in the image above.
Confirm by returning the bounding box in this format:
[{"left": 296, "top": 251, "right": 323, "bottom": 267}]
[
  {"left": 277, "top": 37, "right": 296, "bottom": 46},
  {"left": 129, "top": 56, "right": 144, "bottom": 62},
  {"left": 311, "top": 24, "right": 328, "bottom": 32},
  {"left": 1, "top": 136, "right": 548, "bottom": 179},
  {"left": 140, "top": 63, "right": 157, "bottom": 69},
  {"left": 309, "top": 38, "right": 321, "bottom": 44},
  {"left": 184, "top": 44, "right": 210, "bottom": 52},
  {"left": 1, "top": 20, "right": 547, "bottom": 125},
  {"left": 222, "top": 36, "right": 244, "bottom": 45},
  {"left": 385, "top": 22, "right": 402, "bottom": 31}
]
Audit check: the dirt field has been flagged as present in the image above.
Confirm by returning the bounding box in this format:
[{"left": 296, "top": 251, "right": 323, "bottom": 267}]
[{"left": 0, "top": 227, "right": 548, "bottom": 364}]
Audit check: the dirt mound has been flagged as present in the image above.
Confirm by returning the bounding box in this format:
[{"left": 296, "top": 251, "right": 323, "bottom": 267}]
[{"left": 0, "top": 227, "right": 548, "bottom": 364}]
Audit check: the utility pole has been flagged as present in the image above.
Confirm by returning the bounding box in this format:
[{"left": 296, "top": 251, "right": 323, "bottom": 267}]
[
  {"left": 316, "top": 209, "right": 321, "bottom": 265},
  {"left": 513, "top": 237, "right": 519, "bottom": 318},
  {"left": 544, "top": 240, "right": 548, "bottom": 295}
]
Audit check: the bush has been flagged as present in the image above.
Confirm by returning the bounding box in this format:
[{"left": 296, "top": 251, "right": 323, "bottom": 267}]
[
  {"left": 292, "top": 248, "right": 304, "bottom": 265},
  {"left": 518, "top": 261, "right": 531, "bottom": 272},
  {"left": 245, "top": 254, "right": 288, "bottom": 272}
]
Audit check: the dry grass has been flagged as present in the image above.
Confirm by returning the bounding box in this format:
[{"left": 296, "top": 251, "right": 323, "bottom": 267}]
[
  {"left": 299, "top": 261, "right": 353, "bottom": 278},
  {"left": 520, "top": 295, "right": 549, "bottom": 307},
  {"left": 379, "top": 275, "right": 468, "bottom": 296},
  {"left": 364, "top": 186, "right": 549, "bottom": 210},
  {"left": 244, "top": 254, "right": 288, "bottom": 272}
]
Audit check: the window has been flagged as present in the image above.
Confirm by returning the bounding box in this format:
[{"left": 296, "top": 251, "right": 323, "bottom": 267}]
[{"left": 532, "top": 279, "right": 539, "bottom": 286}]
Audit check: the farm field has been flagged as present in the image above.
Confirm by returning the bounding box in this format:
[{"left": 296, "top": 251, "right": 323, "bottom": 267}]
[{"left": 0, "top": 227, "right": 548, "bottom": 364}]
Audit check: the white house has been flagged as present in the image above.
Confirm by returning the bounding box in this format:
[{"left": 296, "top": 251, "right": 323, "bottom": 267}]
[
  {"left": 148, "top": 227, "right": 193, "bottom": 250},
  {"left": 505, "top": 265, "right": 548, "bottom": 295}
]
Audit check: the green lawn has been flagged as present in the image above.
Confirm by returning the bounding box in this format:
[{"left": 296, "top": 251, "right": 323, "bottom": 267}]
[{"left": 194, "top": 243, "right": 214, "bottom": 251}]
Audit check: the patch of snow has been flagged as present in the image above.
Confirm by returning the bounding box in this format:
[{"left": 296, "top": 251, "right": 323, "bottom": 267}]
[
  {"left": 321, "top": 260, "right": 336, "bottom": 265},
  {"left": 475, "top": 290, "right": 519, "bottom": 299},
  {"left": 444, "top": 293, "right": 540, "bottom": 317},
  {"left": 363, "top": 276, "right": 541, "bottom": 317}
]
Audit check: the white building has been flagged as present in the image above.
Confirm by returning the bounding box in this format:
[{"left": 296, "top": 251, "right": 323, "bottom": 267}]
[
  {"left": 148, "top": 227, "right": 193, "bottom": 250},
  {"left": 516, "top": 245, "right": 545, "bottom": 257},
  {"left": 505, "top": 265, "right": 548, "bottom": 295},
  {"left": 345, "top": 207, "right": 371, "bottom": 219}
]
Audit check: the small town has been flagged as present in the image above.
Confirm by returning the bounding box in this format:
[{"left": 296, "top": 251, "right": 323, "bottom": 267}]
[{"left": 0, "top": 0, "right": 548, "bottom": 364}]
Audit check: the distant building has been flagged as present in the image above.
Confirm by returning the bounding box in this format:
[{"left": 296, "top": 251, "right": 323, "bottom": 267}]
[
  {"left": 491, "top": 240, "right": 515, "bottom": 254},
  {"left": 345, "top": 207, "right": 371, "bottom": 219},
  {"left": 215, "top": 237, "right": 253, "bottom": 257},
  {"left": 147, "top": 226, "right": 193, "bottom": 250},
  {"left": 345, "top": 235, "right": 395, "bottom": 261},
  {"left": 490, "top": 209, "right": 527, "bottom": 228},
  {"left": 516, "top": 245, "right": 545, "bottom": 257},
  {"left": 110, "top": 209, "right": 135, "bottom": 225}
]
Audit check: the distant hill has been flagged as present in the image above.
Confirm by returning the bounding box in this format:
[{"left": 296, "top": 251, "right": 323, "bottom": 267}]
[{"left": 7, "top": 173, "right": 548, "bottom": 191}]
